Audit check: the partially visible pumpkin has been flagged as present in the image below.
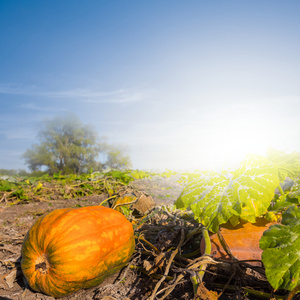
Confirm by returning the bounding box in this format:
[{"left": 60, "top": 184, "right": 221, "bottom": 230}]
[
  {"left": 113, "top": 194, "right": 137, "bottom": 212},
  {"left": 21, "top": 206, "right": 135, "bottom": 298},
  {"left": 200, "top": 218, "right": 275, "bottom": 265}
]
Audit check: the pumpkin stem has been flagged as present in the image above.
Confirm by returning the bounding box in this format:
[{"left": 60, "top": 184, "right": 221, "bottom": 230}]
[{"left": 35, "top": 254, "right": 50, "bottom": 274}]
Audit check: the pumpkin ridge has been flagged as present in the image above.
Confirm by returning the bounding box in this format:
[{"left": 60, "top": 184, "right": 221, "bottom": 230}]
[
  {"left": 48, "top": 220, "right": 132, "bottom": 252},
  {"left": 46, "top": 231, "right": 134, "bottom": 283},
  {"left": 23, "top": 216, "right": 45, "bottom": 255},
  {"left": 40, "top": 207, "right": 121, "bottom": 249},
  {"left": 22, "top": 206, "right": 130, "bottom": 262},
  {"left": 85, "top": 233, "right": 134, "bottom": 268},
  {"left": 36, "top": 208, "right": 74, "bottom": 251},
  {"left": 33, "top": 214, "right": 79, "bottom": 252},
  {"left": 21, "top": 206, "right": 135, "bottom": 297},
  {"left": 35, "top": 239, "right": 134, "bottom": 296},
  {"left": 50, "top": 258, "right": 128, "bottom": 285},
  {"left": 45, "top": 211, "right": 129, "bottom": 250},
  {"left": 48, "top": 228, "right": 134, "bottom": 276},
  {"left": 48, "top": 248, "right": 135, "bottom": 297},
  {"left": 38, "top": 208, "right": 89, "bottom": 249},
  {"left": 42, "top": 269, "right": 71, "bottom": 297}
]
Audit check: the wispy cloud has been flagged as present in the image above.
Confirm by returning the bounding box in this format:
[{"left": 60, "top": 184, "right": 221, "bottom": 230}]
[
  {"left": 20, "top": 103, "right": 68, "bottom": 112},
  {"left": 0, "top": 127, "right": 35, "bottom": 140},
  {"left": 0, "top": 83, "right": 148, "bottom": 104},
  {"left": 84, "top": 91, "right": 145, "bottom": 103}
]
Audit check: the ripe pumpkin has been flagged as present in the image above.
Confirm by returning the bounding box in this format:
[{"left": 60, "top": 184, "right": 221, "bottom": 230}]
[
  {"left": 21, "top": 206, "right": 135, "bottom": 297},
  {"left": 200, "top": 218, "right": 275, "bottom": 265},
  {"left": 113, "top": 194, "right": 137, "bottom": 212}
]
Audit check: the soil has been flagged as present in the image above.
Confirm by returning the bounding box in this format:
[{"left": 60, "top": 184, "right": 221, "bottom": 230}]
[
  {"left": 0, "top": 176, "right": 297, "bottom": 300},
  {"left": 0, "top": 176, "right": 185, "bottom": 300},
  {"left": 130, "top": 174, "right": 183, "bottom": 206}
]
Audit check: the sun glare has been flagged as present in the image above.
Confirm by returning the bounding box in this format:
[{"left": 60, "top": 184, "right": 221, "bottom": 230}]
[{"left": 185, "top": 108, "right": 278, "bottom": 171}]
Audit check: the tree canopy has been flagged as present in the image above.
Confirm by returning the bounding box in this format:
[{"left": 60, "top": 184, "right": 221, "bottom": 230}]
[{"left": 23, "top": 115, "right": 131, "bottom": 174}]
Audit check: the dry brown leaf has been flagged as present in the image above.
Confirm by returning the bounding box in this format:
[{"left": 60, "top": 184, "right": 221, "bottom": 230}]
[
  {"left": 153, "top": 252, "right": 166, "bottom": 270},
  {"left": 132, "top": 194, "right": 155, "bottom": 216},
  {"left": 194, "top": 282, "right": 219, "bottom": 300},
  {"left": 4, "top": 269, "right": 17, "bottom": 289},
  {"left": 143, "top": 260, "right": 153, "bottom": 272}
]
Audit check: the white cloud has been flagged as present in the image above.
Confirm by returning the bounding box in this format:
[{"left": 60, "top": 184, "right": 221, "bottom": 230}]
[
  {"left": 0, "top": 83, "right": 148, "bottom": 104},
  {"left": 84, "top": 91, "right": 145, "bottom": 103},
  {"left": 21, "top": 103, "right": 68, "bottom": 111},
  {"left": 0, "top": 127, "right": 35, "bottom": 140}
]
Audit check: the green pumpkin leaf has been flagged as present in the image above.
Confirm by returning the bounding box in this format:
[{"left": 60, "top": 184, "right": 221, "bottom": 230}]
[
  {"left": 287, "top": 179, "right": 300, "bottom": 203},
  {"left": 175, "top": 154, "right": 279, "bottom": 232},
  {"left": 260, "top": 205, "right": 300, "bottom": 291},
  {"left": 130, "top": 170, "right": 151, "bottom": 179},
  {"left": 120, "top": 206, "right": 132, "bottom": 216},
  {"left": 0, "top": 180, "right": 14, "bottom": 191},
  {"left": 270, "top": 194, "right": 299, "bottom": 212},
  {"left": 267, "top": 148, "right": 300, "bottom": 182}
]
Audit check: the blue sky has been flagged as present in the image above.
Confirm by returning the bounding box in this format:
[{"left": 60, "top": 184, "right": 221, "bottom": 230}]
[{"left": 1, "top": 0, "right": 300, "bottom": 171}]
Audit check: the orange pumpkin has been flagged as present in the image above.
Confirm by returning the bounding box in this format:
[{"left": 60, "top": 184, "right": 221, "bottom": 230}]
[
  {"left": 21, "top": 206, "right": 135, "bottom": 297},
  {"left": 200, "top": 218, "right": 275, "bottom": 265},
  {"left": 113, "top": 194, "right": 137, "bottom": 212}
]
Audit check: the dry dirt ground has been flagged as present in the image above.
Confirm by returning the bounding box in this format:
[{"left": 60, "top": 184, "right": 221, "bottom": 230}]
[
  {"left": 0, "top": 176, "right": 187, "bottom": 300},
  {"left": 0, "top": 176, "right": 297, "bottom": 300}
]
